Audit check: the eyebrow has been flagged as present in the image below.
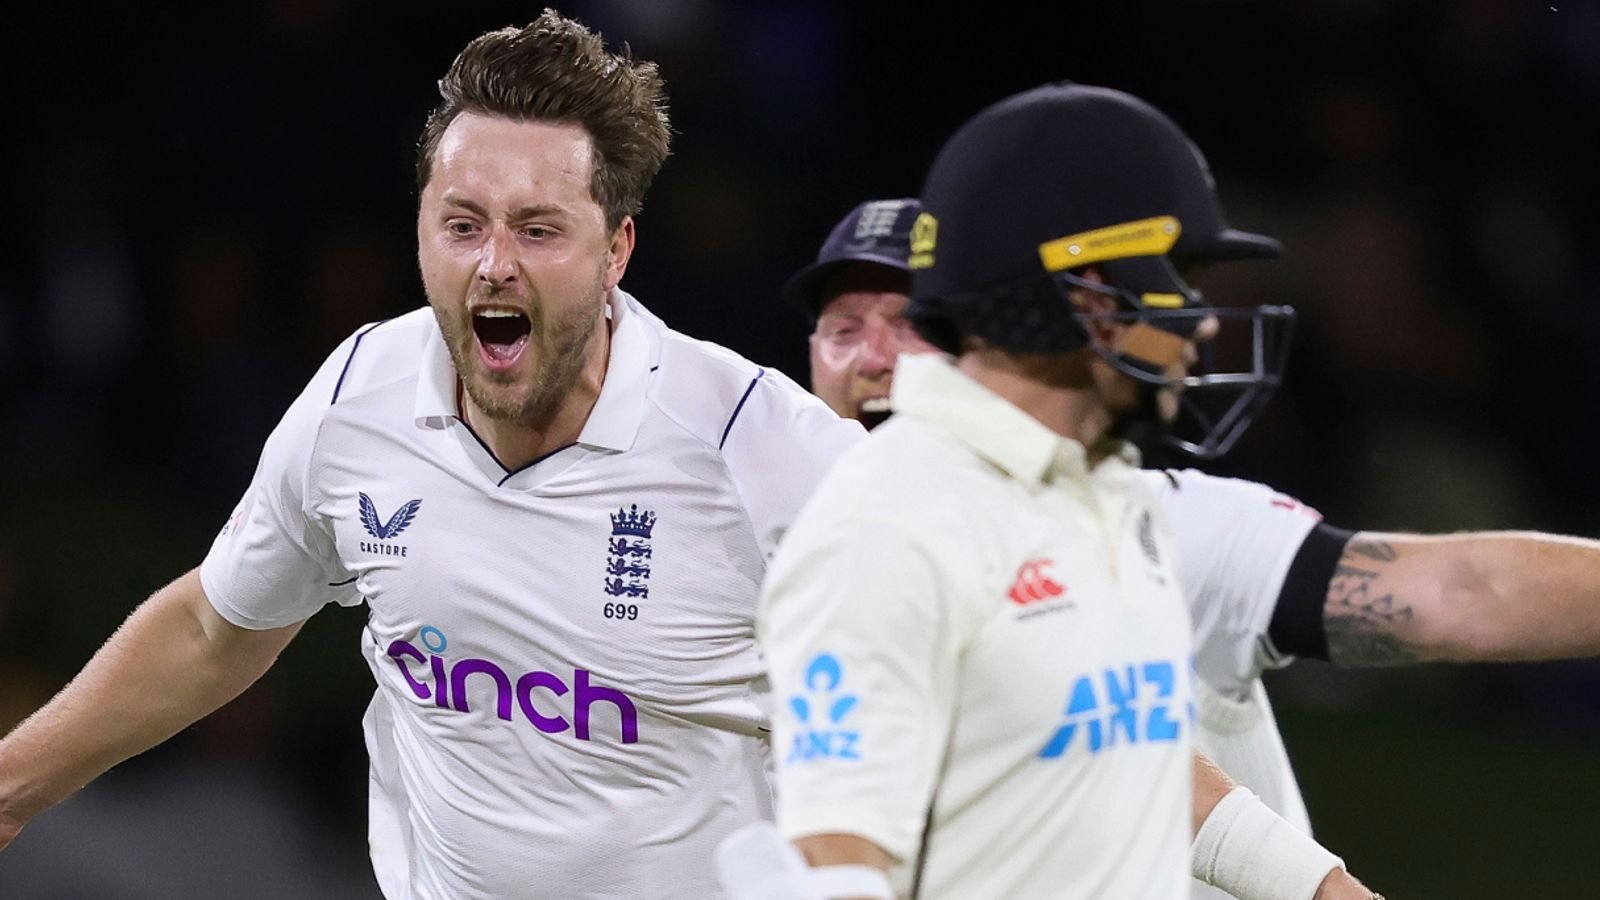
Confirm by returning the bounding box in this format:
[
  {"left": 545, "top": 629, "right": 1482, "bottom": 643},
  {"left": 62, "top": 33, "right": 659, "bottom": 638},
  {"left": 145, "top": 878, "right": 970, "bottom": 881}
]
[{"left": 440, "top": 195, "right": 569, "bottom": 221}]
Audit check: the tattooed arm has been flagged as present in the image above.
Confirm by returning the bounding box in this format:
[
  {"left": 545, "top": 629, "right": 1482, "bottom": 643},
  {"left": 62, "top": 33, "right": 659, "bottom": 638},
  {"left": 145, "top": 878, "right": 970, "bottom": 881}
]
[{"left": 1324, "top": 532, "right": 1600, "bottom": 667}]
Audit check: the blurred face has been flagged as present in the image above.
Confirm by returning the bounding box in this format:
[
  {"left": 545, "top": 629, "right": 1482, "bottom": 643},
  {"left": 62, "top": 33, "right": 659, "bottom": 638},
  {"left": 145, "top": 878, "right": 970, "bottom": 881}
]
[
  {"left": 808, "top": 265, "right": 936, "bottom": 428},
  {"left": 417, "top": 113, "right": 632, "bottom": 424},
  {"left": 948, "top": 266, "right": 1225, "bottom": 452},
  {"left": 1057, "top": 269, "right": 1219, "bottom": 427},
  {"left": 1093, "top": 313, "right": 1220, "bottom": 421}
]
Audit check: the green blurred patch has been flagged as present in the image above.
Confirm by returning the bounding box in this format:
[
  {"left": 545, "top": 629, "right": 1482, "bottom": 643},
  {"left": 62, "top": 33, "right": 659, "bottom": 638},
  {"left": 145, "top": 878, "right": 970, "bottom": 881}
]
[{"left": 1274, "top": 698, "right": 1600, "bottom": 897}]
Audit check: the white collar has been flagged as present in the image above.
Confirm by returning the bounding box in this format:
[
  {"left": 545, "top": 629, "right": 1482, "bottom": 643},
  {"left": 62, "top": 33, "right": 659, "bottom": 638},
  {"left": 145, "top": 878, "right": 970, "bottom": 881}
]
[{"left": 889, "top": 353, "right": 1138, "bottom": 486}]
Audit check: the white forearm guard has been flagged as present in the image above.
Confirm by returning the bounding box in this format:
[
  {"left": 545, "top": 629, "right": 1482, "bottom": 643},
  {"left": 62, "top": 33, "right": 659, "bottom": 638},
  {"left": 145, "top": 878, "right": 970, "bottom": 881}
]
[{"left": 1193, "top": 786, "right": 1345, "bottom": 900}]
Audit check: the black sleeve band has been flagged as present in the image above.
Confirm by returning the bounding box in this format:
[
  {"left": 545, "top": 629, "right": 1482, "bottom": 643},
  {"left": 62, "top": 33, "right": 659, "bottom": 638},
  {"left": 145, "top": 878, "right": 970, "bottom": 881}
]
[{"left": 1266, "top": 522, "right": 1355, "bottom": 662}]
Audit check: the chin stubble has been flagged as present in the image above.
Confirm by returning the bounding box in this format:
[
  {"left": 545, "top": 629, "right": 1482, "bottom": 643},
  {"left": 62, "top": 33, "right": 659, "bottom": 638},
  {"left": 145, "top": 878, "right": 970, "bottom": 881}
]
[{"left": 442, "top": 290, "right": 605, "bottom": 425}]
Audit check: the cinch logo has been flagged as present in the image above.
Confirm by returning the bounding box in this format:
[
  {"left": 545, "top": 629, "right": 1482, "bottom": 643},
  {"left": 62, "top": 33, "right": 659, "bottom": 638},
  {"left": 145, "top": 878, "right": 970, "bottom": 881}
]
[
  {"left": 1038, "top": 659, "right": 1187, "bottom": 759},
  {"left": 604, "top": 504, "right": 655, "bottom": 599},
  {"left": 386, "top": 626, "right": 639, "bottom": 744},
  {"left": 360, "top": 492, "right": 421, "bottom": 557},
  {"left": 1008, "top": 558, "right": 1066, "bottom": 606},
  {"left": 786, "top": 653, "right": 861, "bottom": 764}
]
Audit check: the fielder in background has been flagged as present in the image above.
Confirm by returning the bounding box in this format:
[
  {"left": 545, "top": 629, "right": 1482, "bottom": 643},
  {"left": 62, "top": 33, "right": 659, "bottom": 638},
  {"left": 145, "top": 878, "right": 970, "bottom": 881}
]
[
  {"left": 781, "top": 86, "right": 1600, "bottom": 900},
  {"left": 779, "top": 197, "right": 939, "bottom": 431},
  {"left": 0, "top": 12, "right": 864, "bottom": 900},
  {"left": 732, "top": 84, "right": 1378, "bottom": 900}
]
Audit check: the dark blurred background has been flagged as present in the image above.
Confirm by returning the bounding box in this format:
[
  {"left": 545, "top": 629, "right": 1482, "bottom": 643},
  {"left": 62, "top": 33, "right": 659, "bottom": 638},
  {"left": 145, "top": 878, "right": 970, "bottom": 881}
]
[{"left": 1, "top": 0, "right": 1596, "bottom": 896}]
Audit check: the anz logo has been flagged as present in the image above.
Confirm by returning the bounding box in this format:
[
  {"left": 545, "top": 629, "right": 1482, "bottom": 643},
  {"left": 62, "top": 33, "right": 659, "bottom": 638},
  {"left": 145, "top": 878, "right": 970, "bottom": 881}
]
[
  {"left": 1038, "top": 659, "right": 1189, "bottom": 759},
  {"left": 785, "top": 653, "right": 861, "bottom": 765}
]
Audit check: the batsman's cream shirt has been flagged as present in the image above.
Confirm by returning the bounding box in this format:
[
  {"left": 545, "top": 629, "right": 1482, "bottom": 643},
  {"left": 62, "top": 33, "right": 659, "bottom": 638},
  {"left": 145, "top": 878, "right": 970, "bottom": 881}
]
[
  {"left": 200, "top": 290, "right": 863, "bottom": 900},
  {"left": 760, "top": 353, "right": 1196, "bottom": 899}
]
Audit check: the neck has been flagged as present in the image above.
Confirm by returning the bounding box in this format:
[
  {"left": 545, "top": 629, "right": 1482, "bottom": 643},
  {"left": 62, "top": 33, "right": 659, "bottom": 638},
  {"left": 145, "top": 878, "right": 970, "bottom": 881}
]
[
  {"left": 461, "top": 315, "right": 613, "bottom": 472},
  {"left": 956, "top": 349, "right": 1112, "bottom": 450}
]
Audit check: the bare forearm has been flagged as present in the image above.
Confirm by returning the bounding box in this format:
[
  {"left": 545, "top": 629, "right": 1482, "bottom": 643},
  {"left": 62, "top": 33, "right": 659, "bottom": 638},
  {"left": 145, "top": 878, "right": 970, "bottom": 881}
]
[
  {"left": 792, "top": 832, "right": 893, "bottom": 871},
  {"left": 1325, "top": 532, "right": 1600, "bottom": 666},
  {"left": 0, "top": 569, "right": 299, "bottom": 831},
  {"left": 1192, "top": 752, "right": 1236, "bottom": 836},
  {"left": 1438, "top": 532, "right": 1600, "bottom": 660}
]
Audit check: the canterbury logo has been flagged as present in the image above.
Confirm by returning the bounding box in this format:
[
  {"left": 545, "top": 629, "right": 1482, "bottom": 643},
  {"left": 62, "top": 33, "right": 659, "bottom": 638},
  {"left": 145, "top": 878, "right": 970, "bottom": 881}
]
[
  {"left": 1008, "top": 558, "right": 1066, "bottom": 606},
  {"left": 360, "top": 493, "right": 422, "bottom": 540}
]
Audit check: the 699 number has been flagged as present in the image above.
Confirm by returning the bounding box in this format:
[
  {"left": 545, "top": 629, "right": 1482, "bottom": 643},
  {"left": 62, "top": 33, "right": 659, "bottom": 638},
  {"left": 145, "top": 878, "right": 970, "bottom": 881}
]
[{"left": 603, "top": 603, "right": 639, "bottom": 621}]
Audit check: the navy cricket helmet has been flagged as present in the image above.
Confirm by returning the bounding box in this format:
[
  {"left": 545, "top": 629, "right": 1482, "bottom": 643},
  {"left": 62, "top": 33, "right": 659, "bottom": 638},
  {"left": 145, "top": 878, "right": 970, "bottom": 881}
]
[{"left": 906, "top": 82, "right": 1293, "bottom": 458}]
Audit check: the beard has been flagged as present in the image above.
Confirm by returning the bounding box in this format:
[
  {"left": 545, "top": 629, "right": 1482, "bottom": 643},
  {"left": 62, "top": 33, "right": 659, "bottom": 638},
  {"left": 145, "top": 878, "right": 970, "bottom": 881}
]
[{"left": 432, "top": 281, "right": 607, "bottom": 426}]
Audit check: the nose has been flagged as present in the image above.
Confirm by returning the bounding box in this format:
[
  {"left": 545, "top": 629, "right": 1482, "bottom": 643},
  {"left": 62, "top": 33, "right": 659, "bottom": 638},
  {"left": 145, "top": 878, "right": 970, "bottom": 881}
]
[
  {"left": 477, "top": 226, "right": 519, "bottom": 289},
  {"left": 857, "top": 321, "right": 898, "bottom": 374}
]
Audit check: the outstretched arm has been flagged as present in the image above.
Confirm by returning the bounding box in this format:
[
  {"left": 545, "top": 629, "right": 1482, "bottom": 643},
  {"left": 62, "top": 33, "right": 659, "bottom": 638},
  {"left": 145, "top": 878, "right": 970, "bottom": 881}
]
[
  {"left": 1324, "top": 531, "right": 1600, "bottom": 667},
  {"left": 0, "top": 568, "right": 302, "bottom": 848}
]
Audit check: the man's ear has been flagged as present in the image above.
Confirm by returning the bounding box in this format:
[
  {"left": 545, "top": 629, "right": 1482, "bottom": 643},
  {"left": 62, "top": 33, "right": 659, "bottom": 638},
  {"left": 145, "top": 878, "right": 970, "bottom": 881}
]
[{"left": 603, "top": 217, "right": 637, "bottom": 290}]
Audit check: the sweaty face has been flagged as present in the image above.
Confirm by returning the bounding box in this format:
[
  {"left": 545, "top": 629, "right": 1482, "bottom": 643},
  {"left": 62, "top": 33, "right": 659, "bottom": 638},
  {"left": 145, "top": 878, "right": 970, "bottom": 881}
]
[
  {"left": 417, "top": 113, "right": 629, "bottom": 424},
  {"left": 808, "top": 269, "right": 935, "bottom": 429}
]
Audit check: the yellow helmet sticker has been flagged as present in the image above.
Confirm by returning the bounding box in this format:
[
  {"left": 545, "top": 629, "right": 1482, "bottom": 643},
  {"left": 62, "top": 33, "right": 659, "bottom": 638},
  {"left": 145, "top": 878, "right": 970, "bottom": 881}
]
[
  {"left": 1037, "top": 215, "right": 1181, "bottom": 272},
  {"left": 1140, "top": 292, "right": 1185, "bottom": 309},
  {"left": 908, "top": 212, "right": 939, "bottom": 270}
]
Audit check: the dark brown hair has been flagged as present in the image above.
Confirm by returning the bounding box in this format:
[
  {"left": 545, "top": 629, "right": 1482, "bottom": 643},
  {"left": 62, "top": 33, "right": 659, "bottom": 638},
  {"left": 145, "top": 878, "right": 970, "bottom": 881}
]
[{"left": 416, "top": 9, "right": 672, "bottom": 230}]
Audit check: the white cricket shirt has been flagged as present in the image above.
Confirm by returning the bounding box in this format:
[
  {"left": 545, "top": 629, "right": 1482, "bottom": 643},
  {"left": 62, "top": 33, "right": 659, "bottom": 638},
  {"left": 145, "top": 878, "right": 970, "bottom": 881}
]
[
  {"left": 200, "top": 290, "right": 864, "bottom": 900},
  {"left": 760, "top": 353, "right": 1196, "bottom": 899},
  {"left": 1146, "top": 468, "right": 1324, "bottom": 899}
]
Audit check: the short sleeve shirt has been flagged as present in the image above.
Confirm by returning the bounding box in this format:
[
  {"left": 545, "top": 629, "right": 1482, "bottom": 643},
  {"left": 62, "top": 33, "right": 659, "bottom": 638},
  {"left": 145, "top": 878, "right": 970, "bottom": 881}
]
[
  {"left": 201, "top": 290, "right": 864, "bottom": 900},
  {"left": 1145, "top": 468, "right": 1323, "bottom": 697}
]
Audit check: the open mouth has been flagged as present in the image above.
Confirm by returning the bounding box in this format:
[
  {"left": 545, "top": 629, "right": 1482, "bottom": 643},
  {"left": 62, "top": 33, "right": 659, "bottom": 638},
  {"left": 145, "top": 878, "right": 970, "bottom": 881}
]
[
  {"left": 471, "top": 308, "right": 532, "bottom": 369},
  {"left": 857, "top": 396, "right": 892, "bottom": 431}
]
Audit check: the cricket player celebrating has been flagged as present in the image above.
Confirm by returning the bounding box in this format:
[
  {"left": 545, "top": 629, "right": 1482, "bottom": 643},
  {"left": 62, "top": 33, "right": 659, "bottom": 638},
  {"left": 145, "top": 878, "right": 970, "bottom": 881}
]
[
  {"left": 0, "top": 13, "right": 863, "bottom": 900},
  {"left": 740, "top": 84, "right": 1377, "bottom": 899},
  {"left": 781, "top": 197, "right": 940, "bottom": 432}
]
